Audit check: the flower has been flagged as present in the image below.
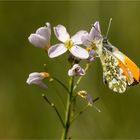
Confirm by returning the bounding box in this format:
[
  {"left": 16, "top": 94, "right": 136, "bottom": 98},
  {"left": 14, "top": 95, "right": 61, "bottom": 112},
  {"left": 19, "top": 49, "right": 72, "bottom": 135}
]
[
  {"left": 28, "top": 22, "right": 51, "bottom": 49},
  {"left": 26, "top": 72, "right": 50, "bottom": 89},
  {"left": 48, "top": 24, "right": 89, "bottom": 59},
  {"left": 82, "top": 21, "right": 102, "bottom": 62},
  {"left": 68, "top": 64, "right": 85, "bottom": 76},
  {"left": 77, "top": 90, "right": 93, "bottom": 106}
]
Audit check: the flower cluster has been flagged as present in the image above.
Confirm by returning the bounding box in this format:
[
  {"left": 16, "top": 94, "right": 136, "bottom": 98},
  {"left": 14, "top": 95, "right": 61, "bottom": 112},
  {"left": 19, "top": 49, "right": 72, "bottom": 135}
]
[
  {"left": 26, "top": 21, "right": 101, "bottom": 139},
  {"left": 26, "top": 21, "right": 101, "bottom": 88}
]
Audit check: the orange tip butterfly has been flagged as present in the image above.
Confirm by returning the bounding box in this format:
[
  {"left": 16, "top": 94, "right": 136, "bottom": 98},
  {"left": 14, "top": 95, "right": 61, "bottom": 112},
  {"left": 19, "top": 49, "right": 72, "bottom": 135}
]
[{"left": 93, "top": 19, "right": 140, "bottom": 93}]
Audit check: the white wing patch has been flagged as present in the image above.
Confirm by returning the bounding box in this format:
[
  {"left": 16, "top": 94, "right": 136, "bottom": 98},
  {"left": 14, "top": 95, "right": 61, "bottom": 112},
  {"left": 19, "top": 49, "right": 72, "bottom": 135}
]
[{"left": 100, "top": 48, "right": 128, "bottom": 93}]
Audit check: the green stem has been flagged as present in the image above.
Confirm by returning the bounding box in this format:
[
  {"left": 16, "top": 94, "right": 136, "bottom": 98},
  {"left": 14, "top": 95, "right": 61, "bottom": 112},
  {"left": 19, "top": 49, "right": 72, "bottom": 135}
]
[
  {"left": 71, "top": 97, "right": 100, "bottom": 124},
  {"left": 42, "top": 94, "right": 65, "bottom": 128},
  {"left": 52, "top": 77, "right": 69, "bottom": 93},
  {"left": 71, "top": 104, "right": 89, "bottom": 124},
  {"left": 61, "top": 76, "right": 74, "bottom": 140}
]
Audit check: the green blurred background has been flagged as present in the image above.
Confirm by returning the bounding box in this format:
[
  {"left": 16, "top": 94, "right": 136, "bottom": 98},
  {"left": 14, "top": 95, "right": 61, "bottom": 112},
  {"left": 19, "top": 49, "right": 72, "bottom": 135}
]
[{"left": 1, "top": 1, "right": 140, "bottom": 139}]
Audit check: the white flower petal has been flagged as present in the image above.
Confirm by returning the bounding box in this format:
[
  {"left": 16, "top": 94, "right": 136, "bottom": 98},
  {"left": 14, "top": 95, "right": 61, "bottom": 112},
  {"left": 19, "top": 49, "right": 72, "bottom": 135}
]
[
  {"left": 27, "top": 77, "right": 41, "bottom": 85},
  {"left": 86, "top": 49, "right": 97, "bottom": 62},
  {"left": 28, "top": 34, "right": 49, "bottom": 49},
  {"left": 81, "top": 34, "right": 92, "bottom": 47},
  {"left": 26, "top": 72, "right": 43, "bottom": 85},
  {"left": 68, "top": 69, "right": 74, "bottom": 76},
  {"left": 70, "top": 45, "right": 89, "bottom": 59},
  {"left": 28, "top": 72, "right": 41, "bottom": 77},
  {"left": 72, "top": 64, "right": 85, "bottom": 76},
  {"left": 89, "top": 21, "right": 102, "bottom": 40},
  {"left": 48, "top": 43, "right": 67, "bottom": 58},
  {"left": 36, "top": 26, "right": 51, "bottom": 42},
  {"left": 71, "top": 30, "right": 88, "bottom": 45},
  {"left": 54, "top": 25, "right": 70, "bottom": 42},
  {"left": 68, "top": 64, "right": 85, "bottom": 76},
  {"left": 26, "top": 72, "right": 48, "bottom": 90},
  {"left": 38, "top": 81, "right": 48, "bottom": 90}
]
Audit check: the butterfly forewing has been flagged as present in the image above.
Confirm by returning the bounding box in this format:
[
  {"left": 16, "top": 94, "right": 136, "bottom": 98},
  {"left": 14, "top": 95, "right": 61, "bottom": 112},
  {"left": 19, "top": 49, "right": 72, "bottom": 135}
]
[
  {"left": 100, "top": 47, "right": 128, "bottom": 93},
  {"left": 113, "top": 51, "right": 140, "bottom": 85}
]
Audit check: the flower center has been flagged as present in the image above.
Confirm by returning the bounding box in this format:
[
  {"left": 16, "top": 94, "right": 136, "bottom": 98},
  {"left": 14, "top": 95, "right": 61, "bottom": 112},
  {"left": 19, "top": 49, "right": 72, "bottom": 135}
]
[
  {"left": 86, "top": 42, "right": 97, "bottom": 52},
  {"left": 64, "top": 40, "right": 73, "bottom": 49},
  {"left": 40, "top": 72, "right": 50, "bottom": 78}
]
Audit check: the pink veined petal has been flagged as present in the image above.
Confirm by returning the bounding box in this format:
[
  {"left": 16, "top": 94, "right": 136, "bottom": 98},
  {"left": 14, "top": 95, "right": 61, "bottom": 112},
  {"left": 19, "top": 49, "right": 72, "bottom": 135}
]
[
  {"left": 28, "top": 34, "right": 49, "bottom": 48},
  {"left": 28, "top": 77, "right": 42, "bottom": 84},
  {"left": 54, "top": 25, "right": 70, "bottom": 42},
  {"left": 79, "top": 69, "right": 85, "bottom": 76},
  {"left": 36, "top": 26, "right": 51, "bottom": 41},
  {"left": 38, "top": 82, "right": 48, "bottom": 90},
  {"left": 69, "top": 45, "right": 89, "bottom": 59},
  {"left": 81, "top": 34, "right": 92, "bottom": 47},
  {"left": 71, "top": 30, "right": 88, "bottom": 45},
  {"left": 68, "top": 69, "right": 74, "bottom": 76},
  {"left": 68, "top": 64, "right": 85, "bottom": 76},
  {"left": 28, "top": 72, "right": 41, "bottom": 77},
  {"left": 73, "top": 64, "right": 85, "bottom": 76},
  {"left": 48, "top": 43, "right": 67, "bottom": 58},
  {"left": 89, "top": 21, "right": 102, "bottom": 40}
]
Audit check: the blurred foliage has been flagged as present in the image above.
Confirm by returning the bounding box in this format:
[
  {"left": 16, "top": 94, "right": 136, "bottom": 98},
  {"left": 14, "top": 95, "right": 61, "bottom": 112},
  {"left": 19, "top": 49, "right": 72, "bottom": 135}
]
[{"left": 1, "top": 1, "right": 140, "bottom": 139}]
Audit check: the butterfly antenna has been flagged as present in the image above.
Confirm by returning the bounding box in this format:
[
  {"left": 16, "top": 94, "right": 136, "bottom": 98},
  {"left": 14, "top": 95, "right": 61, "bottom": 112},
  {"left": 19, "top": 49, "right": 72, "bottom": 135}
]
[{"left": 106, "top": 18, "right": 112, "bottom": 38}]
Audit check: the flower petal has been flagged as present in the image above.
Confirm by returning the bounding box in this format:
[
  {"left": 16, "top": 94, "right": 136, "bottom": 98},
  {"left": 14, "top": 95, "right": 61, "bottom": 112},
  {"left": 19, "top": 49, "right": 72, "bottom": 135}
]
[
  {"left": 26, "top": 72, "right": 48, "bottom": 90},
  {"left": 54, "top": 25, "right": 70, "bottom": 42},
  {"left": 36, "top": 24, "right": 51, "bottom": 42},
  {"left": 71, "top": 30, "right": 88, "bottom": 45},
  {"left": 89, "top": 21, "right": 102, "bottom": 40},
  {"left": 48, "top": 43, "right": 67, "bottom": 58},
  {"left": 86, "top": 49, "right": 97, "bottom": 63},
  {"left": 27, "top": 77, "right": 42, "bottom": 85},
  {"left": 26, "top": 72, "right": 43, "bottom": 84},
  {"left": 69, "top": 45, "right": 89, "bottom": 59},
  {"left": 38, "top": 82, "right": 48, "bottom": 90},
  {"left": 86, "top": 95, "right": 93, "bottom": 106},
  {"left": 81, "top": 34, "right": 92, "bottom": 47},
  {"left": 68, "top": 64, "right": 85, "bottom": 76},
  {"left": 28, "top": 34, "right": 49, "bottom": 49},
  {"left": 28, "top": 72, "right": 41, "bottom": 77}
]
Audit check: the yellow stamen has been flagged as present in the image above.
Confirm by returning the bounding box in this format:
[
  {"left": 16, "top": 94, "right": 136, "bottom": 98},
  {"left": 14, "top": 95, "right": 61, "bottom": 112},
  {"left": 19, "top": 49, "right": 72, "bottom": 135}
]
[
  {"left": 64, "top": 40, "right": 73, "bottom": 49},
  {"left": 78, "top": 90, "right": 87, "bottom": 99},
  {"left": 86, "top": 42, "right": 97, "bottom": 52},
  {"left": 40, "top": 72, "right": 50, "bottom": 78}
]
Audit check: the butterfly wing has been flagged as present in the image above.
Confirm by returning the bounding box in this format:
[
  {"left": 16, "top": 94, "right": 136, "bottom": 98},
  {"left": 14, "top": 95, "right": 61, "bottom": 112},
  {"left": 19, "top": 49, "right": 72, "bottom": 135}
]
[
  {"left": 113, "top": 51, "right": 140, "bottom": 85},
  {"left": 102, "top": 40, "right": 139, "bottom": 86},
  {"left": 100, "top": 47, "right": 132, "bottom": 93}
]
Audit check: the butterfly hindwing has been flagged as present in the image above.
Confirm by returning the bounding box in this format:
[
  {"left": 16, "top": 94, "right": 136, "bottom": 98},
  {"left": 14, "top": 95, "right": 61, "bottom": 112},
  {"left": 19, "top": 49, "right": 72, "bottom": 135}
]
[{"left": 100, "top": 47, "right": 128, "bottom": 93}]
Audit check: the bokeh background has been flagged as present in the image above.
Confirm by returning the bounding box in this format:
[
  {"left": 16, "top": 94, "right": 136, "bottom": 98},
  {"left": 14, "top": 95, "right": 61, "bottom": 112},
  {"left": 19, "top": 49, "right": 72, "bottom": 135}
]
[{"left": 1, "top": 1, "right": 140, "bottom": 139}]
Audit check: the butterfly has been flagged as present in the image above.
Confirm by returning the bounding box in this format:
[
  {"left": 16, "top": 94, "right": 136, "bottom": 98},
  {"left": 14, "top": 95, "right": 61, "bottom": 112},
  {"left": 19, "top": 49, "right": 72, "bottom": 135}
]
[{"left": 88, "top": 19, "right": 140, "bottom": 93}]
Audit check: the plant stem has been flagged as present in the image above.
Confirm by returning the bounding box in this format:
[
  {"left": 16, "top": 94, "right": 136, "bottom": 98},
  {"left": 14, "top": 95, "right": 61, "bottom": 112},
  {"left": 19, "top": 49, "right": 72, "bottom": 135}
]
[
  {"left": 61, "top": 76, "right": 74, "bottom": 140},
  {"left": 71, "top": 104, "right": 89, "bottom": 124},
  {"left": 52, "top": 77, "right": 69, "bottom": 93},
  {"left": 42, "top": 94, "right": 65, "bottom": 128},
  {"left": 71, "top": 97, "right": 100, "bottom": 124}
]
